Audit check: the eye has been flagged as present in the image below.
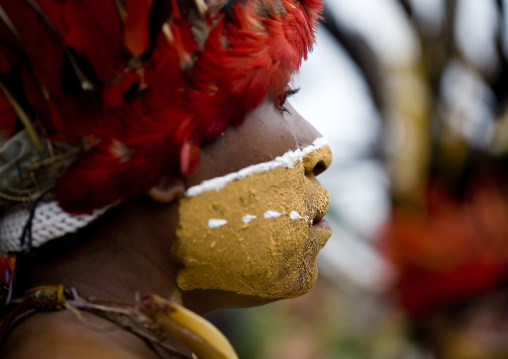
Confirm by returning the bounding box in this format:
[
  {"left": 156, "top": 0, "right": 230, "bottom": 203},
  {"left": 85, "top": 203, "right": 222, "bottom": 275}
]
[{"left": 276, "top": 86, "right": 300, "bottom": 115}]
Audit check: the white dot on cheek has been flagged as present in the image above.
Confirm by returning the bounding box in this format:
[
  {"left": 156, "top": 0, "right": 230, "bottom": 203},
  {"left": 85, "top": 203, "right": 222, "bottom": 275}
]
[
  {"left": 290, "top": 211, "right": 303, "bottom": 220},
  {"left": 264, "top": 211, "right": 283, "bottom": 219},
  {"left": 208, "top": 219, "right": 228, "bottom": 228},
  {"left": 242, "top": 214, "right": 257, "bottom": 223}
]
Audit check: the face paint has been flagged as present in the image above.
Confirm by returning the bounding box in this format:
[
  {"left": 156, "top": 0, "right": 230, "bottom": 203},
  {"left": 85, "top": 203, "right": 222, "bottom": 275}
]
[{"left": 173, "top": 138, "right": 332, "bottom": 299}]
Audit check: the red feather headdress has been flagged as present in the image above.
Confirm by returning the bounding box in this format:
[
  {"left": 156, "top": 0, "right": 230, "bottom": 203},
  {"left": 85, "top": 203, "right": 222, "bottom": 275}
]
[{"left": 0, "top": 0, "right": 322, "bottom": 213}]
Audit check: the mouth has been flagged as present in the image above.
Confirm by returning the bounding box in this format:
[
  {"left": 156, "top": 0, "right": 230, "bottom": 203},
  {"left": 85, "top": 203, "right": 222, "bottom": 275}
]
[
  {"left": 309, "top": 193, "right": 332, "bottom": 249},
  {"left": 312, "top": 217, "right": 331, "bottom": 231},
  {"left": 310, "top": 211, "right": 332, "bottom": 251}
]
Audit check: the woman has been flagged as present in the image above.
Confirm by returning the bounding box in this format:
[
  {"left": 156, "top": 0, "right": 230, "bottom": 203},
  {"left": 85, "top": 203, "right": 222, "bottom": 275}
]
[{"left": 0, "top": 0, "right": 331, "bottom": 358}]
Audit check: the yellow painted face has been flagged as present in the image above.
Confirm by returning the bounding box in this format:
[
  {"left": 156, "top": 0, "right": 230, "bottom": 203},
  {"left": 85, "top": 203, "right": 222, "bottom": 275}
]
[{"left": 173, "top": 139, "right": 332, "bottom": 299}]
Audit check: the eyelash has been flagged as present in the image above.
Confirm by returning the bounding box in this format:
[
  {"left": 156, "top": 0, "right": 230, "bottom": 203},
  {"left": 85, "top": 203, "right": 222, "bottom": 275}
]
[{"left": 277, "top": 86, "right": 300, "bottom": 114}]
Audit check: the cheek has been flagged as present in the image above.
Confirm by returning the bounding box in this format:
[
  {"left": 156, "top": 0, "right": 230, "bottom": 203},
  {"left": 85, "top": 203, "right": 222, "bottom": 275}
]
[{"left": 173, "top": 160, "right": 328, "bottom": 299}]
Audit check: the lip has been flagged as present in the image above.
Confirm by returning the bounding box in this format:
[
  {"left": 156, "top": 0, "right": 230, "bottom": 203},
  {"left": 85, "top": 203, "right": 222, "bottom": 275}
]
[
  {"left": 312, "top": 218, "right": 331, "bottom": 231},
  {"left": 310, "top": 218, "right": 332, "bottom": 250}
]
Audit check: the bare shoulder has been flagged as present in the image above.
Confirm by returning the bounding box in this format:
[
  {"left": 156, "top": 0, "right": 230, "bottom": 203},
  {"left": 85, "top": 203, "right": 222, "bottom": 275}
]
[{"left": 0, "top": 310, "right": 160, "bottom": 359}]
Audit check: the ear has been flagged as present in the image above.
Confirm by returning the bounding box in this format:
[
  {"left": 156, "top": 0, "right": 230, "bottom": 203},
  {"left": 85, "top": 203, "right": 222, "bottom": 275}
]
[{"left": 147, "top": 175, "right": 186, "bottom": 203}]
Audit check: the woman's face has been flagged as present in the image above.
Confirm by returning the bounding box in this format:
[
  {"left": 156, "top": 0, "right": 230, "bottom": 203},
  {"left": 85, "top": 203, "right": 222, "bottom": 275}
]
[{"left": 172, "top": 98, "right": 332, "bottom": 304}]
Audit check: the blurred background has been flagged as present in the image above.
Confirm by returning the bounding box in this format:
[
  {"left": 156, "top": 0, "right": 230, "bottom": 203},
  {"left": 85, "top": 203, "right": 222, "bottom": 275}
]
[{"left": 208, "top": 1, "right": 508, "bottom": 358}]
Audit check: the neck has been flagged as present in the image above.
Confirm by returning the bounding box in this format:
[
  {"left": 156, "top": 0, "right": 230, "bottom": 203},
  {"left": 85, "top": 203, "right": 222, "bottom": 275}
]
[{"left": 15, "top": 201, "right": 181, "bottom": 304}]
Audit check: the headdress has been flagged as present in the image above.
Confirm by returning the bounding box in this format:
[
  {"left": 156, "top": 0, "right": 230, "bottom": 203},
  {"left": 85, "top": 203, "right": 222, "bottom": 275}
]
[{"left": 0, "top": 0, "right": 322, "bottom": 252}]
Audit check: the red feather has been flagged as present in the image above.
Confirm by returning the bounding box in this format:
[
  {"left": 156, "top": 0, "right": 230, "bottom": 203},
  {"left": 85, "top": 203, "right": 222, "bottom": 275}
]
[
  {"left": 124, "top": 0, "right": 153, "bottom": 56},
  {"left": 61, "top": 1, "right": 123, "bottom": 85}
]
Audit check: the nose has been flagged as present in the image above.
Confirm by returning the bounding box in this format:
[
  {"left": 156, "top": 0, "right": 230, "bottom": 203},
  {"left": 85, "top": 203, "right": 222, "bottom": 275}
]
[
  {"left": 303, "top": 144, "right": 332, "bottom": 220},
  {"left": 284, "top": 102, "right": 332, "bottom": 176},
  {"left": 303, "top": 145, "right": 332, "bottom": 176}
]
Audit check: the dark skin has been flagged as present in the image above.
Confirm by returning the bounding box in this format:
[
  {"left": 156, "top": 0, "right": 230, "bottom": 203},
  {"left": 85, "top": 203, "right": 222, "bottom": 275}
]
[{"left": 0, "top": 99, "right": 327, "bottom": 358}]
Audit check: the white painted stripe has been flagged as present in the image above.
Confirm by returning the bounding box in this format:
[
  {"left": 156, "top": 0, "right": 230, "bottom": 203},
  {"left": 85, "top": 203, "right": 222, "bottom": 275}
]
[{"left": 186, "top": 137, "right": 328, "bottom": 197}]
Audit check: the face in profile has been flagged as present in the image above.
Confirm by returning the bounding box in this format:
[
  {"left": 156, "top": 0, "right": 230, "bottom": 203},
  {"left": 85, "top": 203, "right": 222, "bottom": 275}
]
[{"left": 171, "top": 98, "right": 332, "bottom": 301}]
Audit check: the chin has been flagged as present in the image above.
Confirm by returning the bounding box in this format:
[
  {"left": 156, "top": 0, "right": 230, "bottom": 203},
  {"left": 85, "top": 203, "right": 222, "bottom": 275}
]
[
  {"left": 181, "top": 289, "right": 280, "bottom": 315},
  {"left": 180, "top": 263, "right": 320, "bottom": 315},
  {"left": 276, "top": 262, "right": 320, "bottom": 299}
]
